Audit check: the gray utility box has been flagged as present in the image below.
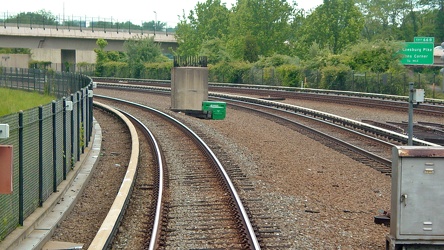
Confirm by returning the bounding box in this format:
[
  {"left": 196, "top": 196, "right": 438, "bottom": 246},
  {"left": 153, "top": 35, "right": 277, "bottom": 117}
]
[{"left": 387, "top": 146, "right": 444, "bottom": 250}]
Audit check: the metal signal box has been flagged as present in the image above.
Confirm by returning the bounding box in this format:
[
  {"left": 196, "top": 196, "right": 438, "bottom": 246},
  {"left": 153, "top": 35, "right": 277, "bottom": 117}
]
[{"left": 387, "top": 146, "right": 444, "bottom": 250}]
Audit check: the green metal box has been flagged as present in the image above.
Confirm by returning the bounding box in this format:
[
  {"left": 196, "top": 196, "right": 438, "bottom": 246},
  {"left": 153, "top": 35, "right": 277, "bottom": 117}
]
[{"left": 202, "top": 101, "right": 226, "bottom": 120}]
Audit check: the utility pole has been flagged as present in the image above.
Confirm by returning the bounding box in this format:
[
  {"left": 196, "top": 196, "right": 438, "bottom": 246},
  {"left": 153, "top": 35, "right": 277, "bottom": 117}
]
[
  {"left": 407, "top": 82, "right": 425, "bottom": 145},
  {"left": 153, "top": 11, "right": 157, "bottom": 35}
]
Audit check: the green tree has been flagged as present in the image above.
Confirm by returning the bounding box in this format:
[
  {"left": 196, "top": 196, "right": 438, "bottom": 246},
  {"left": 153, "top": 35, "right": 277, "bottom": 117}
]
[
  {"left": 227, "top": 0, "right": 295, "bottom": 60},
  {"left": 342, "top": 39, "right": 404, "bottom": 72},
  {"left": 175, "top": 0, "right": 230, "bottom": 56},
  {"left": 299, "top": 0, "right": 364, "bottom": 55},
  {"left": 0, "top": 48, "right": 31, "bottom": 54},
  {"left": 418, "top": 0, "right": 444, "bottom": 42},
  {"left": 5, "top": 10, "right": 58, "bottom": 26},
  {"left": 94, "top": 38, "right": 109, "bottom": 77},
  {"left": 199, "top": 38, "right": 230, "bottom": 64},
  {"left": 356, "top": 0, "right": 411, "bottom": 40},
  {"left": 243, "top": 35, "right": 259, "bottom": 62},
  {"left": 124, "top": 35, "right": 164, "bottom": 78},
  {"left": 142, "top": 21, "right": 166, "bottom": 31},
  {"left": 174, "top": 14, "right": 200, "bottom": 56}
]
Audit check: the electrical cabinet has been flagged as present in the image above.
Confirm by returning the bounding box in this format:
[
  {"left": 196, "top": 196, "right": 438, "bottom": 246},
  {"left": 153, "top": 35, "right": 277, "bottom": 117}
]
[
  {"left": 387, "top": 146, "right": 444, "bottom": 249},
  {"left": 0, "top": 145, "right": 13, "bottom": 194}
]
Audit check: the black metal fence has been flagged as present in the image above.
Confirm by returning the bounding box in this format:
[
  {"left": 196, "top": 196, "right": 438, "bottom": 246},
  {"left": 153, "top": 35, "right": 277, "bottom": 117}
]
[
  {"left": 0, "top": 68, "right": 93, "bottom": 241},
  {"left": 209, "top": 68, "right": 444, "bottom": 98},
  {"left": 174, "top": 56, "right": 208, "bottom": 67},
  {"left": 0, "top": 67, "right": 92, "bottom": 98},
  {"left": 1, "top": 11, "right": 175, "bottom": 35}
]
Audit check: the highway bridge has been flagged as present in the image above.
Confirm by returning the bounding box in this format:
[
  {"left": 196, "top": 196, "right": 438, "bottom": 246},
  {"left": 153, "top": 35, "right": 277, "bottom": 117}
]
[{"left": 0, "top": 23, "right": 178, "bottom": 70}]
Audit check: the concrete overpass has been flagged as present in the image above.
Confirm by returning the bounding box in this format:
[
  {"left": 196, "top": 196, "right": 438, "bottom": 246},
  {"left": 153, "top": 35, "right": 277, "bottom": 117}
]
[{"left": 0, "top": 23, "right": 178, "bottom": 69}]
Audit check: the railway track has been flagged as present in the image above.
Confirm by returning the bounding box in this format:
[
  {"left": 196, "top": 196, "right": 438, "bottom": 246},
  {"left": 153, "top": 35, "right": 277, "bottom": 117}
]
[
  {"left": 220, "top": 100, "right": 395, "bottom": 174},
  {"left": 92, "top": 96, "right": 260, "bottom": 249},
  {"left": 93, "top": 81, "right": 441, "bottom": 175},
  {"left": 92, "top": 78, "right": 444, "bottom": 117},
  {"left": 210, "top": 86, "right": 444, "bottom": 117},
  {"left": 49, "top": 81, "right": 440, "bottom": 249}
]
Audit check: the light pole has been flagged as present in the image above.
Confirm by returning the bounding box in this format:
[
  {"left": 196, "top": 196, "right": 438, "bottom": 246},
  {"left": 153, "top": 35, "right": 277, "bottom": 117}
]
[{"left": 153, "top": 11, "right": 157, "bottom": 35}]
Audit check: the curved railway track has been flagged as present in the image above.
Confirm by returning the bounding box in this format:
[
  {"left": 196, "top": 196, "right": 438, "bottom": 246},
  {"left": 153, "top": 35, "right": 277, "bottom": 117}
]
[
  {"left": 92, "top": 78, "right": 444, "bottom": 117},
  {"left": 87, "top": 84, "right": 402, "bottom": 248},
  {"left": 93, "top": 81, "right": 441, "bottom": 174},
  {"left": 81, "top": 81, "right": 441, "bottom": 249},
  {"left": 92, "top": 96, "right": 260, "bottom": 249}
]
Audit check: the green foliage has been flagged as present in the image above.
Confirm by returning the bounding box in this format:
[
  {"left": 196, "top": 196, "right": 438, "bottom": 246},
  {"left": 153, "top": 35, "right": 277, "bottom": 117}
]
[
  {"left": 209, "top": 61, "right": 253, "bottom": 83},
  {"left": 243, "top": 35, "right": 259, "bottom": 62},
  {"left": 228, "top": 0, "right": 295, "bottom": 59},
  {"left": 141, "top": 62, "right": 173, "bottom": 80},
  {"left": 101, "top": 61, "right": 130, "bottom": 78},
  {"left": 5, "top": 10, "right": 57, "bottom": 25},
  {"left": 299, "top": 0, "right": 364, "bottom": 55},
  {"left": 276, "top": 64, "right": 304, "bottom": 87},
  {"left": 124, "top": 35, "right": 164, "bottom": 78},
  {"left": 0, "top": 88, "right": 55, "bottom": 116},
  {"left": 199, "top": 38, "right": 230, "bottom": 64},
  {"left": 255, "top": 54, "right": 300, "bottom": 68},
  {"left": 0, "top": 48, "right": 31, "bottom": 54},
  {"left": 175, "top": 17, "right": 200, "bottom": 56},
  {"left": 356, "top": 0, "right": 409, "bottom": 40},
  {"left": 142, "top": 20, "right": 167, "bottom": 31},
  {"left": 175, "top": 0, "right": 230, "bottom": 57},
  {"left": 99, "top": 61, "right": 173, "bottom": 80},
  {"left": 79, "top": 122, "right": 85, "bottom": 149},
  {"left": 320, "top": 64, "right": 352, "bottom": 90},
  {"left": 342, "top": 40, "right": 405, "bottom": 73},
  {"left": 29, "top": 60, "right": 52, "bottom": 69},
  {"left": 94, "top": 38, "right": 109, "bottom": 77}
]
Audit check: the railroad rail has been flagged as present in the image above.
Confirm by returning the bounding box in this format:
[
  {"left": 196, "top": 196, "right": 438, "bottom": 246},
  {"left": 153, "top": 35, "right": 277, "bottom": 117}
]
[
  {"left": 94, "top": 81, "right": 440, "bottom": 148},
  {"left": 92, "top": 77, "right": 444, "bottom": 107},
  {"left": 93, "top": 95, "right": 261, "bottom": 249},
  {"left": 223, "top": 100, "right": 395, "bottom": 174}
]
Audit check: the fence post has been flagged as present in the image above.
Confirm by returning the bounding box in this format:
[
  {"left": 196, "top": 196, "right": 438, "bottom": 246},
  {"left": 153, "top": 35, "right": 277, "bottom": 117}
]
[
  {"left": 403, "top": 73, "right": 407, "bottom": 95},
  {"left": 80, "top": 90, "right": 85, "bottom": 154},
  {"left": 15, "top": 68, "right": 18, "bottom": 89},
  {"left": 39, "top": 106, "right": 43, "bottom": 207},
  {"left": 77, "top": 92, "right": 81, "bottom": 161},
  {"left": 63, "top": 97, "right": 67, "bottom": 180},
  {"left": 87, "top": 84, "right": 93, "bottom": 144},
  {"left": 418, "top": 73, "right": 421, "bottom": 89},
  {"left": 19, "top": 111, "right": 24, "bottom": 226},
  {"left": 70, "top": 94, "right": 75, "bottom": 169},
  {"left": 52, "top": 101, "right": 57, "bottom": 192}
]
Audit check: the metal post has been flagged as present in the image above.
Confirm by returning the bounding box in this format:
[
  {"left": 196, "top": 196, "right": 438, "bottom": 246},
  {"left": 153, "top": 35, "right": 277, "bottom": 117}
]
[
  {"left": 408, "top": 82, "right": 414, "bottom": 146},
  {"left": 52, "top": 101, "right": 57, "bottom": 192},
  {"left": 63, "top": 97, "right": 67, "bottom": 179},
  {"left": 154, "top": 11, "right": 157, "bottom": 35},
  {"left": 77, "top": 92, "right": 81, "bottom": 161},
  {"left": 80, "top": 90, "right": 85, "bottom": 154},
  {"left": 19, "top": 111, "right": 24, "bottom": 226},
  {"left": 39, "top": 106, "right": 43, "bottom": 207},
  {"left": 70, "top": 94, "right": 75, "bottom": 168}
]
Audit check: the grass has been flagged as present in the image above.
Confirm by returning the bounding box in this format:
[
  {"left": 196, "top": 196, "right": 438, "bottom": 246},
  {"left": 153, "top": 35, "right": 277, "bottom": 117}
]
[{"left": 0, "top": 88, "right": 56, "bottom": 117}]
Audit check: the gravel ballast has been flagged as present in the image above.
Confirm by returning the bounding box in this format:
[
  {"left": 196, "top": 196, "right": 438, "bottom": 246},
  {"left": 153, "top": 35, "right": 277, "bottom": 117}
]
[{"left": 52, "top": 89, "right": 442, "bottom": 249}]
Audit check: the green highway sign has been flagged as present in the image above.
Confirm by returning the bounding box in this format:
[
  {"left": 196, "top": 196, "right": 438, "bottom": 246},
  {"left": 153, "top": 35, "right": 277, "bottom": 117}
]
[
  {"left": 414, "top": 37, "right": 435, "bottom": 43},
  {"left": 400, "top": 42, "right": 434, "bottom": 65}
]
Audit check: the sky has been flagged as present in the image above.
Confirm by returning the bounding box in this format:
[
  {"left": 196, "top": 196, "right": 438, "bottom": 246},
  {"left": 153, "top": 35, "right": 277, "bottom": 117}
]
[{"left": 1, "top": 0, "right": 323, "bottom": 28}]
